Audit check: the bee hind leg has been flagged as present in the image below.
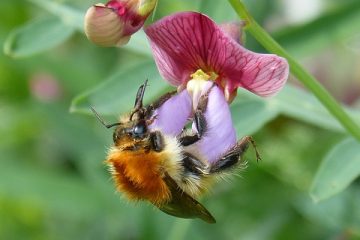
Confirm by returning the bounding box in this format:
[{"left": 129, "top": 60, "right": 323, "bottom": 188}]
[
  {"left": 182, "top": 153, "right": 207, "bottom": 176},
  {"left": 210, "top": 136, "right": 261, "bottom": 173}
]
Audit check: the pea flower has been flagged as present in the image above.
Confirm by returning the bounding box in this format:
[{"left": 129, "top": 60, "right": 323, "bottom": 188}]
[
  {"left": 84, "top": 0, "right": 157, "bottom": 47},
  {"left": 146, "top": 12, "right": 289, "bottom": 163},
  {"left": 145, "top": 11, "right": 289, "bottom": 102}
]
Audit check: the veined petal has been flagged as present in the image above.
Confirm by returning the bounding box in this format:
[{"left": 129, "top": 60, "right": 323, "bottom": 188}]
[
  {"left": 148, "top": 90, "right": 192, "bottom": 136},
  {"left": 186, "top": 81, "right": 237, "bottom": 164},
  {"left": 145, "top": 12, "right": 289, "bottom": 97},
  {"left": 219, "top": 21, "right": 245, "bottom": 45},
  {"left": 221, "top": 51, "right": 289, "bottom": 97}
]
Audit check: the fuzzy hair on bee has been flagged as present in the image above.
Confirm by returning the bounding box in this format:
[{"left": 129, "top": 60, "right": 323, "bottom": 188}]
[{"left": 91, "top": 80, "right": 260, "bottom": 224}]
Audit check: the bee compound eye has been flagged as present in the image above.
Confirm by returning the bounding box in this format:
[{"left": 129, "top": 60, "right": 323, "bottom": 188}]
[{"left": 133, "top": 121, "right": 147, "bottom": 138}]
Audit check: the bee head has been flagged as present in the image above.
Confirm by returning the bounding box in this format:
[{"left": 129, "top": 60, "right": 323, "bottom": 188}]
[
  {"left": 111, "top": 117, "right": 149, "bottom": 143},
  {"left": 92, "top": 80, "right": 151, "bottom": 144}
]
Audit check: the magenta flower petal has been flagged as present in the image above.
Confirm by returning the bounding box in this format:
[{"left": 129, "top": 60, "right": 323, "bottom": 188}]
[
  {"left": 219, "top": 21, "right": 245, "bottom": 44},
  {"left": 148, "top": 90, "right": 192, "bottom": 136},
  {"left": 145, "top": 12, "right": 289, "bottom": 97},
  {"left": 187, "top": 82, "right": 237, "bottom": 164}
]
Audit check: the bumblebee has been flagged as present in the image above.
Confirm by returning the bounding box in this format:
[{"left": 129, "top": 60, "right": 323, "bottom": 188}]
[{"left": 91, "top": 80, "right": 259, "bottom": 223}]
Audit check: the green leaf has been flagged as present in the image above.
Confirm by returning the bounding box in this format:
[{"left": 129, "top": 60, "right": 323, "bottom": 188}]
[
  {"left": 231, "top": 95, "right": 279, "bottom": 136},
  {"left": 271, "top": 85, "right": 360, "bottom": 133},
  {"left": 28, "top": 0, "right": 84, "bottom": 30},
  {"left": 70, "top": 60, "right": 170, "bottom": 115},
  {"left": 274, "top": 1, "right": 360, "bottom": 57},
  {"left": 310, "top": 137, "right": 360, "bottom": 202},
  {"left": 233, "top": 85, "right": 360, "bottom": 135},
  {"left": 0, "top": 159, "right": 102, "bottom": 218},
  {"left": 3, "top": 16, "right": 75, "bottom": 58},
  {"left": 296, "top": 186, "right": 360, "bottom": 235},
  {"left": 125, "top": 30, "right": 152, "bottom": 56}
]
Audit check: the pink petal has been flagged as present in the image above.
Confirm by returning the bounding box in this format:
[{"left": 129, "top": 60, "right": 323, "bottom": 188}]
[
  {"left": 186, "top": 82, "right": 237, "bottom": 164},
  {"left": 148, "top": 90, "right": 192, "bottom": 136},
  {"left": 145, "top": 12, "right": 289, "bottom": 97},
  {"left": 221, "top": 51, "right": 289, "bottom": 97},
  {"left": 106, "top": 0, "right": 146, "bottom": 36},
  {"left": 219, "top": 21, "right": 245, "bottom": 45}
]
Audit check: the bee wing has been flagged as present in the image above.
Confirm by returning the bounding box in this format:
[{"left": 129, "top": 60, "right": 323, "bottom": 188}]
[{"left": 158, "top": 175, "right": 216, "bottom": 224}]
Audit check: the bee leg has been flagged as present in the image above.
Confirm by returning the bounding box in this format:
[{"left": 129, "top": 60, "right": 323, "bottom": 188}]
[
  {"left": 179, "top": 85, "right": 214, "bottom": 146},
  {"left": 178, "top": 109, "right": 206, "bottom": 146},
  {"left": 209, "top": 136, "right": 261, "bottom": 173},
  {"left": 149, "top": 131, "right": 164, "bottom": 152},
  {"left": 182, "top": 153, "right": 207, "bottom": 176}
]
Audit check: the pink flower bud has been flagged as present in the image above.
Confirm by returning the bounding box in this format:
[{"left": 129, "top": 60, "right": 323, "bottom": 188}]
[{"left": 84, "top": 0, "right": 157, "bottom": 47}]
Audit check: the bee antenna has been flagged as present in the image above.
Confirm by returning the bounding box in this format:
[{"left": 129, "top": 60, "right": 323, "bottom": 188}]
[
  {"left": 134, "top": 79, "right": 148, "bottom": 109},
  {"left": 90, "top": 106, "right": 121, "bottom": 129}
]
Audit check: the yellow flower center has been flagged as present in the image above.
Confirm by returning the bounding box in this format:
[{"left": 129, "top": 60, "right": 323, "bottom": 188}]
[
  {"left": 190, "top": 69, "right": 218, "bottom": 81},
  {"left": 187, "top": 69, "right": 218, "bottom": 110}
]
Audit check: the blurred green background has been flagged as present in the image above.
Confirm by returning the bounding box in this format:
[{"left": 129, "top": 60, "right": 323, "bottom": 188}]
[{"left": 1, "top": 0, "right": 360, "bottom": 239}]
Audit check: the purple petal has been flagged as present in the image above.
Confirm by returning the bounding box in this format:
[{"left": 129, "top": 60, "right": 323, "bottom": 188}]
[
  {"left": 187, "top": 82, "right": 237, "bottom": 164},
  {"left": 148, "top": 90, "right": 192, "bottom": 136},
  {"left": 145, "top": 12, "right": 289, "bottom": 97}
]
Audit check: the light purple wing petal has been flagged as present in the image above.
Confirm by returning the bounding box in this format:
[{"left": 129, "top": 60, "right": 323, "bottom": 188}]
[
  {"left": 145, "top": 12, "right": 289, "bottom": 96},
  {"left": 189, "top": 82, "right": 237, "bottom": 164},
  {"left": 148, "top": 90, "right": 192, "bottom": 136}
]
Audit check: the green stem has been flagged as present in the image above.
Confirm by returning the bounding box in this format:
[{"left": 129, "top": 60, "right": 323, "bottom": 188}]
[{"left": 228, "top": 0, "right": 360, "bottom": 141}]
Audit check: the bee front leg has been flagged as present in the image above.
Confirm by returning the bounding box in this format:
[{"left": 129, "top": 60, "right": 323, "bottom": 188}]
[
  {"left": 209, "top": 136, "right": 261, "bottom": 173},
  {"left": 178, "top": 110, "right": 206, "bottom": 146},
  {"left": 179, "top": 85, "right": 214, "bottom": 146},
  {"left": 149, "top": 131, "right": 164, "bottom": 152}
]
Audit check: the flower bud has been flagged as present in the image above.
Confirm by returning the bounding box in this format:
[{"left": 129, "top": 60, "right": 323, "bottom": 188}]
[{"left": 84, "top": 0, "right": 157, "bottom": 47}]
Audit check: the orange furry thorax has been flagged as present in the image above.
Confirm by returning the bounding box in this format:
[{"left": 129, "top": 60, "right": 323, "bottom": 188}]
[{"left": 106, "top": 144, "right": 171, "bottom": 205}]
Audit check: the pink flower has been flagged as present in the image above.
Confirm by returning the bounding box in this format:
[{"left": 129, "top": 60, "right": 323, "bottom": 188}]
[
  {"left": 145, "top": 12, "right": 289, "bottom": 102},
  {"left": 146, "top": 12, "right": 289, "bottom": 164},
  {"left": 84, "top": 0, "right": 157, "bottom": 47}
]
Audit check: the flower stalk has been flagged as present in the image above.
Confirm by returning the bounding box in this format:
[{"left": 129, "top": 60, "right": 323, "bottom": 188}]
[{"left": 228, "top": 0, "right": 360, "bottom": 141}]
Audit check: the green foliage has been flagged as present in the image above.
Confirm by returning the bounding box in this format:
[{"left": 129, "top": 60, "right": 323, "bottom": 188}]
[
  {"left": 273, "top": 1, "right": 360, "bottom": 58},
  {"left": 4, "top": 16, "right": 75, "bottom": 58},
  {"left": 310, "top": 138, "right": 360, "bottom": 202},
  {"left": 2, "top": 0, "right": 360, "bottom": 239},
  {"left": 70, "top": 59, "right": 169, "bottom": 115}
]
